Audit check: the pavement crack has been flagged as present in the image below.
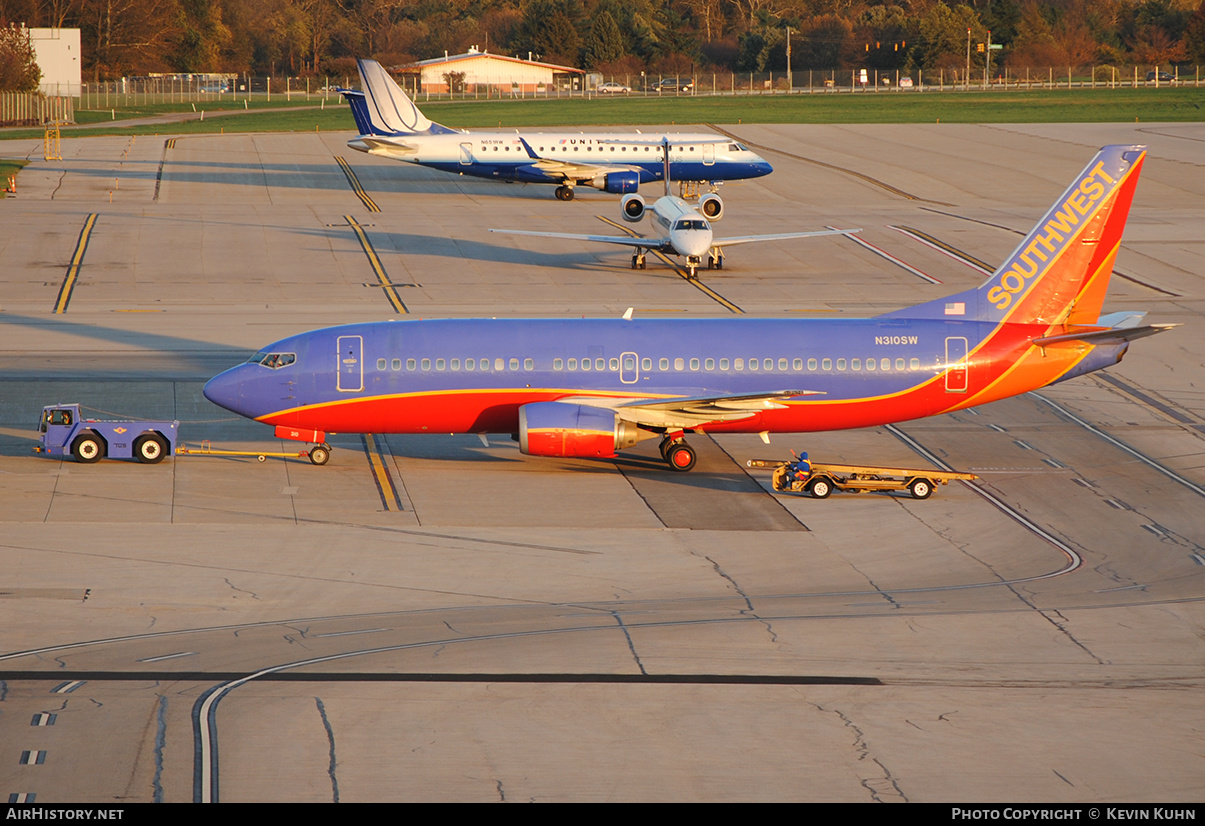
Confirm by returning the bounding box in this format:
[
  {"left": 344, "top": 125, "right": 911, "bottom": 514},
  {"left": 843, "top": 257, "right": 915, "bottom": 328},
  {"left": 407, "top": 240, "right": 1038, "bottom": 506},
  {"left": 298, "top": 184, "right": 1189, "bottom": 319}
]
[
  {"left": 816, "top": 702, "right": 909, "bottom": 802},
  {"left": 223, "top": 578, "right": 260, "bottom": 600},
  {"left": 704, "top": 554, "right": 777, "bottom": 643},
  {"left": 611, "top": 611, "right": 647, "bottom": 675},
  {"left": 315, "top": 697, "right": 340, "bottom": 803}
]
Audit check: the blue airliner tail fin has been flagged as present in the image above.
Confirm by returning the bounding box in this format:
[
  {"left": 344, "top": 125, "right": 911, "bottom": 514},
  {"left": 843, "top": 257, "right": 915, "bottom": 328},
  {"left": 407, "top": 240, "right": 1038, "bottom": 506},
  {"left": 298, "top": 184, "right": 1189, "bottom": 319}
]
[
  {"left": 884, "top": 145, "right": 1146, "bottom": 327},
  {"left": 348, "top": 59, "right": 458, "bottom": 137}
]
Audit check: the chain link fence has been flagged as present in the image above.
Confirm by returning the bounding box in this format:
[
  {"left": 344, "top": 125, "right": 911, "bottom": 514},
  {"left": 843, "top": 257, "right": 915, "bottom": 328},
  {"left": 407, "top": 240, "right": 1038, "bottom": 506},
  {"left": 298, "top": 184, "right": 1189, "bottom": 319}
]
[{"left": 0, "top": 93, "right": 74, "bottom": 126}]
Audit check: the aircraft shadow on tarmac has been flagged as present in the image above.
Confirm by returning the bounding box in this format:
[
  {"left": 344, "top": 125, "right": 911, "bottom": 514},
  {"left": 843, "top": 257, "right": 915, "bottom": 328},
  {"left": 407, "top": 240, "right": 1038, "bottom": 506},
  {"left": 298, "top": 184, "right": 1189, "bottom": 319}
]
[
  {"left": 50, "top": 156, "right": 623, "bottom": 200},
  {"left": 312, "top": 227, "right": 670, "bottom": 272},
  {"left": 0, "top": 312, "right": 251, "bottom": 379},
  {"left": 375, "top": 434, "right": 768, "bottom": 492}
]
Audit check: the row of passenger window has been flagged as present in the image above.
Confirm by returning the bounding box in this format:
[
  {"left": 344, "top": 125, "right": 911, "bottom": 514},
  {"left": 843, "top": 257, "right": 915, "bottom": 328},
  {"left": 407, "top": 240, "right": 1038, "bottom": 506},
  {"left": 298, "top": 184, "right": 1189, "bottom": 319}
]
[{"left": 375, "top": 356, "right": 926, "bottom": 373}]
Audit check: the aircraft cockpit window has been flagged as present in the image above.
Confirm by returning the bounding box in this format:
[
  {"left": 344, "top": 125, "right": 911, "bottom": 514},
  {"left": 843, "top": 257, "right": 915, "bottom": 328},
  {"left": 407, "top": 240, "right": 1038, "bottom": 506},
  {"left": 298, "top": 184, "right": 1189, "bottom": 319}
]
[
  {"left": 729, "top": 144, "right": 740, "bottom": 152},
  {"left": 674, "top": 220, "right": 709, "bottom": 231},
  {"left": 253, "top": 352, "right": 296, "bottom": 369}
]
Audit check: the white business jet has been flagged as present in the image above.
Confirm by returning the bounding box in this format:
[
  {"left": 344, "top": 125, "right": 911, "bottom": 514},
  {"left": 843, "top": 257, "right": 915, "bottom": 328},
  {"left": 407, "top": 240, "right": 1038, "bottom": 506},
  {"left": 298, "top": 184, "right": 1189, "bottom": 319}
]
[{"left": 492, "top": 140, "right": 857, "bottom": 277}]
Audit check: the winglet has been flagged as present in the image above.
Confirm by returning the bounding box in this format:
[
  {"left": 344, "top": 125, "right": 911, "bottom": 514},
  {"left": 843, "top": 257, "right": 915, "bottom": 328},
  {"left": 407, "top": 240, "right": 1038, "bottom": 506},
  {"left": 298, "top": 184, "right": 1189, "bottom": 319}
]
[{"left": 518, "top": 137, "right": 541, "bottom": 159}]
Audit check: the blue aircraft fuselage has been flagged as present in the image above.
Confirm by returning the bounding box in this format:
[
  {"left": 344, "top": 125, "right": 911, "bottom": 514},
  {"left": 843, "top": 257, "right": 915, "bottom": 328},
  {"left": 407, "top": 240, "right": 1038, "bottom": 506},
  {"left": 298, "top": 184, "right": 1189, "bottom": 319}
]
[{"left": 204, "top": 145, "right": 1162, "bottom": 472}]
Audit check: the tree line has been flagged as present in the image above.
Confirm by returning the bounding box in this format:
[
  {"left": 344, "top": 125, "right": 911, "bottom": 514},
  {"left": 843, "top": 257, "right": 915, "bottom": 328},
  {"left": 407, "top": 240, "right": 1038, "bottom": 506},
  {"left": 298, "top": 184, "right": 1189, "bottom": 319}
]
[{"left": 1, "top": 0, "right": 1202, "bottom": 86}]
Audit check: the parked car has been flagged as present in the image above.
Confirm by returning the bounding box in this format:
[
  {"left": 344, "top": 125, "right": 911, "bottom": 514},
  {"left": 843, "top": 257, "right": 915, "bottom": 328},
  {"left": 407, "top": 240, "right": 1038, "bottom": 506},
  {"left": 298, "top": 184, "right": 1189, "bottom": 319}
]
[
  {"left": 653, "top": 77, "right": 694, "bottom": 93},
  {"left": 597, "top": 81, "right": 631, "bottom": 94},
  {"left": 1146, "top": 70, "right": 1175, "bottom": 82},
  {"left": 898, "top": 77, "right": 914, "bottom": 88}
]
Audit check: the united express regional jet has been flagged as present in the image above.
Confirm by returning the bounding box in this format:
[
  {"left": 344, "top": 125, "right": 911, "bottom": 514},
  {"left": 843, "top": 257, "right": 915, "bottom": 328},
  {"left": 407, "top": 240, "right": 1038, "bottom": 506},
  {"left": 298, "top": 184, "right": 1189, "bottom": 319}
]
[
  {"left": 204, "top": 145, "right": 1172, "bottom": 472},
  {"left": 340, "top": 59, "right": 772, "bottom": 202}
]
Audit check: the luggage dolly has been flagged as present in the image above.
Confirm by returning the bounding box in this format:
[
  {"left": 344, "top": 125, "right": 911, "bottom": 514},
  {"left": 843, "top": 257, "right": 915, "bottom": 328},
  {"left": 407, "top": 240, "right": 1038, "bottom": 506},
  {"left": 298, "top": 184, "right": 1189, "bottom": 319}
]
[{"left": 747, "top": 454, "right": 976, "bottom": 500}]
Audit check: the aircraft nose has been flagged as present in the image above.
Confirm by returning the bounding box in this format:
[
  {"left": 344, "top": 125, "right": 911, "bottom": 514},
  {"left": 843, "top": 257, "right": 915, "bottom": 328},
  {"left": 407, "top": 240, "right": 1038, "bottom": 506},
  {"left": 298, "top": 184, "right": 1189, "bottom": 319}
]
[
  {"left": 752, "top": 159, "right": 773, "bottom": 177},
  {"left": 203, "top": 365, "right": 252, "bottom": 416},
  {"left": 680, "top": 230, "right": 713, "bottom": 258}
]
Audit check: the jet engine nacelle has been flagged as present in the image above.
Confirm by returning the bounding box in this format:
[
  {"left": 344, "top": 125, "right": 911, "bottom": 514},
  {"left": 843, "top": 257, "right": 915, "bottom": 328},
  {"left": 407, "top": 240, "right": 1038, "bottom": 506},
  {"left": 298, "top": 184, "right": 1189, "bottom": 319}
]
[
  {"left": 593, "top": 170, "right": 641, "bottom": 194},
  {"left": 621, "top": 193, "right": 646, "bottom": 222},
  {"left": 518, "top": 402, "right": 645, "bottom": 458},
  {"left": 698, "top": 193, "right": 724, "bottom": 220}
]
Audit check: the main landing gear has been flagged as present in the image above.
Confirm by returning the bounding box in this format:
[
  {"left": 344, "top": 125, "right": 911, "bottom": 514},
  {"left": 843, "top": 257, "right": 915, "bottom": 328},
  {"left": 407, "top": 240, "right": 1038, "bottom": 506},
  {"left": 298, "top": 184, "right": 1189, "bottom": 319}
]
[
  {"left": 555, "top": 185, "right": 575, "bottom": 201},
  {"left": 659, "top": 434, "right": 697, "bottom": 472},
  {"left": 707, "top": 249, "right": 723, "bottom": 270},
  {"left": 631, "top": 249, "right": 646, "bottom": 270}
]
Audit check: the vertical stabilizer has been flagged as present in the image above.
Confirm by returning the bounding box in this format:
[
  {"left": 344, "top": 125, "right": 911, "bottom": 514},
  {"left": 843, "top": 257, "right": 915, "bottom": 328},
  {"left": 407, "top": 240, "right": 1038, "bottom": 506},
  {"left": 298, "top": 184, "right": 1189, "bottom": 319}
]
[
  {"left": 884, "top": 145, "right": 1146, "bottom": 326},
  {"left": 356, "top": 59, "right": 456, "bottom": 136}
]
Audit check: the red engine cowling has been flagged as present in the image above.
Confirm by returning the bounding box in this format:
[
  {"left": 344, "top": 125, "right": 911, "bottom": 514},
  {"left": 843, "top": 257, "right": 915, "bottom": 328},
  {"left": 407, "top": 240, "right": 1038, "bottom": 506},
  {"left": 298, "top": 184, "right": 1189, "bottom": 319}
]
[{"left": 519, "top": 402, "right": 645, "bottom": 458}]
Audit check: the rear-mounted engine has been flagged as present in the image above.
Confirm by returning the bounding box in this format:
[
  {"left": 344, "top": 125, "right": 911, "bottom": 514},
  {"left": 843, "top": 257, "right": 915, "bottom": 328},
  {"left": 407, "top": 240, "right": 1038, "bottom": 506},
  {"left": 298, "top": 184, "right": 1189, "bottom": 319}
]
[{"left": 621, "top": 193, "right": 646, "bottom": 222}]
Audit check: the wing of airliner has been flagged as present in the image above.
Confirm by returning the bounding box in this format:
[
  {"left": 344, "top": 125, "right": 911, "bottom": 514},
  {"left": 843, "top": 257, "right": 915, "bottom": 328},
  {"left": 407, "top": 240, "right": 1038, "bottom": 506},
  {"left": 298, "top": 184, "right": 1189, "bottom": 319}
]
[
  {"left": 523, "top": 156, "right": 647, "bottom": 183},
  {"left": 560, "top": 389, "right": 823, "bottom": 429},
  {"left": 491, "top": 227, "right": 859, "bottom": 255},
  {"left": 490, "top": 228, "right": 674, "bottom": 252},
  {"left": 712, "top": 228, "right": 859, "bottom": 248},
  {"left": 512, "top": 138, "right": 648, "bottom": 187}
]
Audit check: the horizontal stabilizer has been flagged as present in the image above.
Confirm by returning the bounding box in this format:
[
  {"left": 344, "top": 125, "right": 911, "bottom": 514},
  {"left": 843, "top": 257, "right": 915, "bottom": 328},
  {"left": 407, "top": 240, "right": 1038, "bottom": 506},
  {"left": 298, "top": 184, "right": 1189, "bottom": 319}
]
[{"left": 1032, "top": 323, "right": 1179, "bottom": 347}]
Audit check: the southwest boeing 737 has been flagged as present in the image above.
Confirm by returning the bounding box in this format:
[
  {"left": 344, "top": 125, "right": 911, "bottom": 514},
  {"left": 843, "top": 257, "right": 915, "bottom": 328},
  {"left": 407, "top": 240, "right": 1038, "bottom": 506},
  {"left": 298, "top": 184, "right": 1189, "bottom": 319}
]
[
  {"left": 204, "top": 145, "right": 1172, "bottom": 472},
  {"left": 340, "top": 58, "right": 772, "bottom": 203}
]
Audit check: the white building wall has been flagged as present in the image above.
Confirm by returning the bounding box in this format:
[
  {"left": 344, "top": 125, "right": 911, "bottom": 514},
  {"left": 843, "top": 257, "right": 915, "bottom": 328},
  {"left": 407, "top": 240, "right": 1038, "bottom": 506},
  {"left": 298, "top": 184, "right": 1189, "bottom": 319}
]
[
  {"left": 31, "top": 28, "right": 82, "bottom": 97},
  {"left": 417, "top": 55, "right": 576, "bottom": 92}
]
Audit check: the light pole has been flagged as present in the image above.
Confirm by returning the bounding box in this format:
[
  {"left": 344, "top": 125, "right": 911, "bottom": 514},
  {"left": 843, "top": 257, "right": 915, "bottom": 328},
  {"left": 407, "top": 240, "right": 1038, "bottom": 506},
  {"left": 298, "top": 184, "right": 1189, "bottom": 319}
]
[
  {"left": 966, "top": 27, "right": 971, "bottom": 91},
  {"left": 985, "top": 29, "right": 992, "bottom": 88},
  {"left": 786, "top": 26, "right": 793, "bottom": 92}
]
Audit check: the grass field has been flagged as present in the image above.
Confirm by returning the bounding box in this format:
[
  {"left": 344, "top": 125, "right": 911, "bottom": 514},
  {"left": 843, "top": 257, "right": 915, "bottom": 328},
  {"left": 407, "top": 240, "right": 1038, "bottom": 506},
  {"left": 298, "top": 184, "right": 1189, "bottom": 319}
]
[
  {"left": 425, "top": 86, "right": 1205, "bottom": 127},
  {"left": 0, "top": 158, "right": 28, "bottom": 181},
  {"left": 0, "top": 86, "right": 1201, "bottom": 143}
]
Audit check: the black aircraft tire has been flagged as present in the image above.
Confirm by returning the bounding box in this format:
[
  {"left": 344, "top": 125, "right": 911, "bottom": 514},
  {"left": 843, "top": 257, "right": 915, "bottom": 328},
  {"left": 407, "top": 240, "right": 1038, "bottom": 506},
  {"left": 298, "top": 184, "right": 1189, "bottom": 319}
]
[
  {"left": 309, "top": 445, "right": 331, "bottom": 466},
  {"left": 666, "top": 443, "right": 696, "bottom": 472}
]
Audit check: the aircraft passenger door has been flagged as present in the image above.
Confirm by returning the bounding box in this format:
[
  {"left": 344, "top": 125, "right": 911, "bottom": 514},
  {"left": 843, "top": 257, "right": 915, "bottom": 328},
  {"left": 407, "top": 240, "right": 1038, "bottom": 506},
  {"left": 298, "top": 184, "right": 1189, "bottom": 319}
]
[
  {"left": 459, "top": 142, "right": 473, "bottom": 165},
  {"left": 703, "top": 144, "right": 715, "bottom": 166},
  {"left": 620, "top": 352, "right": 639, "bottom": 384},
  {"left": 945, "top": 336, "right": 969, "bottom": 393},
  {"left": 337, "top": 335, "right": 363, "bottom": 392}
]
